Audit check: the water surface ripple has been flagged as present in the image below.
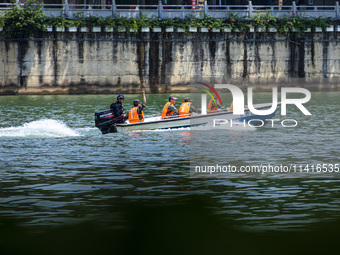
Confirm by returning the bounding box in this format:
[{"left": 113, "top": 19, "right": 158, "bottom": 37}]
[{"left": 0, "top": 93, "right": 339, "bottom": 231}]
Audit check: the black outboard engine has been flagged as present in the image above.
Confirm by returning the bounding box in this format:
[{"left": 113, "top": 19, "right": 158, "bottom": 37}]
[{"left": 94, "top": 109, "right": 117, "bottom": 134}]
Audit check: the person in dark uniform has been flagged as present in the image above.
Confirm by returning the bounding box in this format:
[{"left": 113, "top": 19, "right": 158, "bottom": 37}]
[{"left": 110, "top": 94, "right": 127, "bottom": 123}]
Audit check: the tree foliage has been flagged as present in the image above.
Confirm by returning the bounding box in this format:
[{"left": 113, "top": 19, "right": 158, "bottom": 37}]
[{"left": 3, "top": 0, "right": 46, "bottom": 38}]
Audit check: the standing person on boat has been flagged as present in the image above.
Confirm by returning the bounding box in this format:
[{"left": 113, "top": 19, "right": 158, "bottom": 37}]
[
  {"left": 178, "top": 97, "right": 195, "bottom": 118},
  {"left": 162, "top": 95, "right": 179, "bottom": 119},
  {"left": 129, "top": 88, "right": 147, "bottom": 123},
  {"left": 110, "top": 94, "right": 127, "bottom": 123}
]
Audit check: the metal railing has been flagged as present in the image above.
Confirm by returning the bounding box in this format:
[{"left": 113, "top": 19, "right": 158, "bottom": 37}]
[{"left": 0, "top": 1, "right": 340, "bottom": 20}]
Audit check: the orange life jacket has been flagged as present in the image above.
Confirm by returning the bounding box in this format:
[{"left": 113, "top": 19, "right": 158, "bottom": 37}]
[
  {"left": 162, "top": 102, "right": 174, "bottom": 119},
  {"left": 178, "top": 102, "right": 192, "bottom": 118},
  {"left": 129, "top": 107, "right": 144, "bottom": 123},
  {"left": 207, "top": 98, "right": 218, "bottom": 112},
  {"left": 229, "top": 101, "right": 233, "bottom": 112}
]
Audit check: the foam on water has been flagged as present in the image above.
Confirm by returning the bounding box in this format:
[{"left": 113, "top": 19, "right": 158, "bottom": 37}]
[{"left": 0, "top": 119, "right": 81, "bottom": 138}]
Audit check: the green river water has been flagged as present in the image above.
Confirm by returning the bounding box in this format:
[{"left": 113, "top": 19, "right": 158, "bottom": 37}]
[{"left": 0, "top": 92, "right": 339, "bottom": 241}]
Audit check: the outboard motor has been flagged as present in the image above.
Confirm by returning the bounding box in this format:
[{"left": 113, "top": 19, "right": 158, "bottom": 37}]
[{"left": 94, "top": 109, "right": 117, "bottom": 134}]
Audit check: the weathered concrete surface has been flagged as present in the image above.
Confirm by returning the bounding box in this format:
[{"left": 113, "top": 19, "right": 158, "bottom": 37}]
[{"left": 1, "top": 31, "right": 340, "bottom": 95}]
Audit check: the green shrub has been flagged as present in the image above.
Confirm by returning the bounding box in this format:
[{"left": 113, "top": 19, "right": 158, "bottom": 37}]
[
  {"left": 3, "top": 0, "right": 46, "bottom": 38},
  {"left": 224, "top": 13, "right": 250, "bottom": 32},
  {"left": 72, "top": 12, "right": 103, "bottom": 28},
  {"left": 46, "top": 16, "right": 66, "bottom": 27},
  {"left": 0, "top": 14, "right": 5, "bottom": 27},
  {"left": 275, "top": 16, "right": 294, "bottom": 33},
  {"left": 200, "top": 15, "right": 224, "bottom": 29},
  {"left": 252, "top": 11, "right": 278, "bottom": 32},
  {"left": 112, "top": 15, "right": 151, "bottom": 33},
  {"left": 310, "top": 16, "right": 332, "bottom": 29}
]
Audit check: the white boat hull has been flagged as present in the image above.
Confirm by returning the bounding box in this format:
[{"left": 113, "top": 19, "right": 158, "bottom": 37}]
[{"left": 114, "top": 103, "right": 278, "bottom": 132}]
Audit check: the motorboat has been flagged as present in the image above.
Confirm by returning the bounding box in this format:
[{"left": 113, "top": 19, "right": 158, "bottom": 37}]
[{"left": 94, "top": 103, "right": 279, "bottom": 134}]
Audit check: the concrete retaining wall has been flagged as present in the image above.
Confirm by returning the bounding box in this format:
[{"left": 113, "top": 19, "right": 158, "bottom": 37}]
[{"left": 1, "top": 31, "right": 340, "bottom": 95}]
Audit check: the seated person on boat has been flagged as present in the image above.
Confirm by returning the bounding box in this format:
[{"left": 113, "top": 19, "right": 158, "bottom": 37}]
[
  {"left": 129, "top": 89, "right": 147, "bottom": 123},
  {"left": 162, "top": 95, "right": 179, "bottom": 119},
  {"left": 207, "top": 97, "right": 222, "bottom": 113},
  {"left": 178, "top": 97, "right": 195, "bottom": 118},
  {"left": 110, "top": 94, "right": 127, "bottom": 123}
]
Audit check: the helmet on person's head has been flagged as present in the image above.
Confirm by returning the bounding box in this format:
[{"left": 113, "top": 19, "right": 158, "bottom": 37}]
[
  {"left": 169, "top": 95, "right": 177, "bottom": 101},
  {"left": 184, "top": 97, "right": 191, "bottom": 102},
  {"left": 133, "top": 99, "right": 140, "bottom": 107},
  {"left": 117, "top": 94, "right": 124, "bottom": 100}
]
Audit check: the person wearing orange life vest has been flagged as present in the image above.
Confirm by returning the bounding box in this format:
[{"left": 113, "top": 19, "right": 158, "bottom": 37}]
[
  {"left": 161, "top": 95, "right": 179, "bottom": 119},
  {"left": 207, "top": 97, "right": 221, "bottom": 113},
  {"left": 128, "top": 88, "right": 147, "bottom": 123},
  {"left": 178, "top": 97, "right": 195, "bottom": 118}
]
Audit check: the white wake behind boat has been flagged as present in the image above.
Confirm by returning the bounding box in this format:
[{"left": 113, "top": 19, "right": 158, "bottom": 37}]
[{"left": 95, "top": 103, "right": 279, "bottom": 134}]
